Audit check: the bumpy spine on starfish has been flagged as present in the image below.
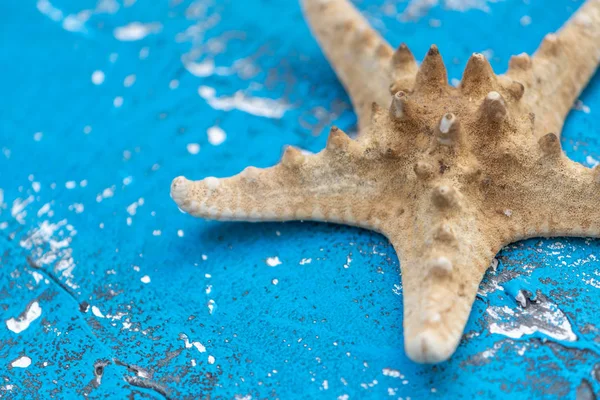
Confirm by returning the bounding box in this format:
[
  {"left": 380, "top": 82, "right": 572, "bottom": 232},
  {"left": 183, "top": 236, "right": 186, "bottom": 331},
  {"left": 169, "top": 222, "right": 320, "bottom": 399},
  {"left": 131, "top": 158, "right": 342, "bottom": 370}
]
[
  {"left": 460, "top": 53, "right": 496, "bottom": 96},
  {"left": 415, "top": 45, "right": 448, "bottom": 91},
  {"left": 391, "top": 43, "right": 418, "bottom": 93}
]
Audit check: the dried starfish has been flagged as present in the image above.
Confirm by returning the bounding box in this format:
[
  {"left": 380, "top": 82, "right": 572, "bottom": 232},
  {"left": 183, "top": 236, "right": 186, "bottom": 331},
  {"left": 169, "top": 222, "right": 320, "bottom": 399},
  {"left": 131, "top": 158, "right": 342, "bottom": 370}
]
[{"left": 171, "top": 0, "right": 600, "bottom": 363}]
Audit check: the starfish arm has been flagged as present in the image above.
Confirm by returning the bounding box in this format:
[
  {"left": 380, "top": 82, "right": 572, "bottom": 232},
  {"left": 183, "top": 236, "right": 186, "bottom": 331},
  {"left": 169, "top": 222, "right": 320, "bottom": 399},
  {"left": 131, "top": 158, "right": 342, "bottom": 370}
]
[
  {"left": 512, "top": 159, "right": 600, "bottom": 240},
  {"left": 301, "top": 0, "right": 417, "bottom": 132},
  {"left": 505, "top": 0, "right": 600, "bottom": 138},
  {"left": 171, "top": 129, "right": 385, "bottom": 227},
  {"left": 383, "top": 207, "right": 503, "bottom": 364}
]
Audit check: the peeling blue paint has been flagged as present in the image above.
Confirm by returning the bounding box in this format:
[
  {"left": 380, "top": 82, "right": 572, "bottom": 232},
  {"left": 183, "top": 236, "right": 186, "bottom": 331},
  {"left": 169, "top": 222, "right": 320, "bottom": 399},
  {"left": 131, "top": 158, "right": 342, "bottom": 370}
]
[{"left": 1, "top": 0, "right": 599, "bottom": 398}]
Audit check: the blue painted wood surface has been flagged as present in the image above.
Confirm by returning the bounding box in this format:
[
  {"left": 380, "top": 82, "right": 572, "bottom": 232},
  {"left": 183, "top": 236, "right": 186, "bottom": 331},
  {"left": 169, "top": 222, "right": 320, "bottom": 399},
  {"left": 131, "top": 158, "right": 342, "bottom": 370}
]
[{"left": 1, "top": 0, "right": 599, "bottom": 398}]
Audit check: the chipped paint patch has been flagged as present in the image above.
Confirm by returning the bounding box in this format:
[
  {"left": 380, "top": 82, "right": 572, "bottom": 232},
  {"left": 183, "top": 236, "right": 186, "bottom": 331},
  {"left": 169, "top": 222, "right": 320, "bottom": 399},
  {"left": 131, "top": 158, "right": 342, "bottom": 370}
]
[
  {"left": 113, "top": 22, "right": 162, "bottom": 41},
  {"left": 207, "top": 126, "right": 226, "bottom": 146},
  {"left": 6, "top": 301, "right": 42, "bottom": 334},
  {"left": 198, "top": 86, "right": 290, "bottom": 118},
  {"left": 11, "top": 356, "right": 32, "bottom": 368},
  {"left": 266, "top": 256, "right": 282, "bottom": 267},
  {"left": 487, "top": 297, "right": 577, "bottom": 342}
]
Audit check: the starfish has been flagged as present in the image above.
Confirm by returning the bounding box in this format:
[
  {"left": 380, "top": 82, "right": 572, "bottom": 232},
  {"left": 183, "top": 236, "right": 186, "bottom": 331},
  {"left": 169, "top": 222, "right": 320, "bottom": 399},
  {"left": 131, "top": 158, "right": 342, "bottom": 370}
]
[{"left": 171, "top": 0, "right": 600, "bottom": 363}]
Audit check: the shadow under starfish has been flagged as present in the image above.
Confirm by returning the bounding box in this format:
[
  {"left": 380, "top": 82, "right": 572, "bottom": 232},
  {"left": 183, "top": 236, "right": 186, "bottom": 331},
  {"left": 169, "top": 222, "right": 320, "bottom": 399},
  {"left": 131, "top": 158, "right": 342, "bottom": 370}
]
[{"left": 170, "top": 0, "right": 600, "bottom": 363}]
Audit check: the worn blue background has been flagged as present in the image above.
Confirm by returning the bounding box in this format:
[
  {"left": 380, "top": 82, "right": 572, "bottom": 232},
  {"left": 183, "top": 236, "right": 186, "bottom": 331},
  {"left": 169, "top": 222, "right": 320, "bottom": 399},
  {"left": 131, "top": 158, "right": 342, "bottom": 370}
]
[{"left": 1, "top": 0, "right": 599, "bottom": 398}]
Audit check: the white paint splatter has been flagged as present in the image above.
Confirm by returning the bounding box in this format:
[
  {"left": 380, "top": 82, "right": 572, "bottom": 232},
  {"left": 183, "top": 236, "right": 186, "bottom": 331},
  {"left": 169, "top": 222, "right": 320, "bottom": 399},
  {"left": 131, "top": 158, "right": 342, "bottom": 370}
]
[
  {"left": 11, "top": 196, "right": 35, "bottom": 224},
  {"left": 36, "top": 0, "right": 63, "bottom": 22},
  {"left": 69, "top": 203, "right": 84, "bottom": 213},
  {"left": 91, "top": 306, "right": 105, "bottom": 318},
  {"left": 62, "top": 11, "right": 91, "bottom": 33},
  {"left": 574, "top": 99, "right": 591, "bottom": 114},
  {"left": 6, "top": 301, "right": 42, "bottom": 334},
  {"left": 187, "top": 143, "right": 200, "bottom": 155},
  {"left": 207, "top": 299, "right": 216, "bottom": 314},
  {"left": 183, "top": 59, "right": 216, "bottom": 77},
  {"left": 382, "top": 368, "right": 404, "bottom": 378},
  {"left": 207, "top": 126, "right": 226, "bottom": 146},
  {"left": 177, "top": 229, "right": 184, "bottom": 237},
  {"left": 97, "top": 187, "right": 115, "bottom": 202},
  {"left": 140, "top": 275, "right": 151, "bottom": 284},
  {"left": 139, "top": 47, "right": 150, "bottom": 59},
  {"left": 113, "top": 96, "right": 124, "bottom": 108},
  {"left": 584, "top": 277, "right": 600, "bottom": 289},
  {"left": 127, "top": 198, "right": 144, "bottom": 216},
  {"left": 180, "top": 334, "right": 207, "bottom": 353},
  {"left": 19, "top": 218, "right": 78, "bottom": 289},
  {"left": 65, "top": 181, "right": 76, "bottom": 189},
  {"left": 31, "top": 271, "right": 44, "bottom": 284},
  {"left": 198, "top": 86, "right": 290, "bottom": 118},
  {"left": 266, "top": 256, "right": 282, "bottom": 267},
  {"left": 123, "top": 74, "right": 136, "bottom": 87},
  {"left": 36, "top": 202, "right": 51, "bottom": 218},
  {"left": 11, "top": 356, "right": 32, "bottom": 368},
  {"left": 113, "top": 22, "right": 162, "bottom": 41},
  {"left": 487, "top": 298, "right": 577, "bottom": 342},
  {"left": 91, "top": 70, "right": 105, "bottom": 85},
  {"left": 343, "top": 254, "right": 352, "bottom": 269},
  {"left": 586, "top": 155, "right": 599, "bottom": 167},
  {"left": 192, "top": 343, "right": 206, "bottom": 353},
  {"left": 520, "top": 15, "right": 531, "bottom": 26},
  {"left": 208, "top": 355, "right": 215, "bottom": 364},
  {"left": 272, "top": 278, "right": 279, "bottom": 285},
  {"left": 401, "top": 0, "right": 503, "bottom": 21}
]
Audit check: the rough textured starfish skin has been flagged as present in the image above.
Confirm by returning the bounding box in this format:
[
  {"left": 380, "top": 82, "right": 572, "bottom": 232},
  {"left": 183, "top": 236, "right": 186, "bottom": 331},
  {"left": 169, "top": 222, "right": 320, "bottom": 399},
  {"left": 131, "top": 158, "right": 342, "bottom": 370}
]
[{"left": 171, "top": 0, "right": 600, "bottom": 363}]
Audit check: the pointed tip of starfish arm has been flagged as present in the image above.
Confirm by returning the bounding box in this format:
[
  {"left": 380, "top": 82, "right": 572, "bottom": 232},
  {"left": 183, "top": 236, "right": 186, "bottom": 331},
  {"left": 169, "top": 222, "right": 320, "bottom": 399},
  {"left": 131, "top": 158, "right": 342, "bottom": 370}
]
[
  {"left": 169, "top": 145, "right": 374, "bottom": 225},
  {"left": 394, "top": 227, "right": 494, "bottom": 363},
  {"left": 171, "top": 172, "right": 280, "bottom": 221},
  {"left": 170, "top": 175, "right": 229, "bottom": 219},
  {"left": 405, "top": 329, "right": 457, "bottom": 364},
  {"left": 401, "top": 266, "right": 472, "bottom": 363},
  {"left": 171, "top": 175, "right": 191, "bottom": 204},
  {"left": 401, "top": 273, "right": 480, "bottom": 364}
]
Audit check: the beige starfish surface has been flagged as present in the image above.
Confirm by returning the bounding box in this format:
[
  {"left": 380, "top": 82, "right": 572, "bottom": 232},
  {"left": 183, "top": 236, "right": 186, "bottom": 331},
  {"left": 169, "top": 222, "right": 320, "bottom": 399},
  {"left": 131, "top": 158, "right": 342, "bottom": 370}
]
[{"left": 171, "top": 0, "right": 600, "bottom": 363}]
